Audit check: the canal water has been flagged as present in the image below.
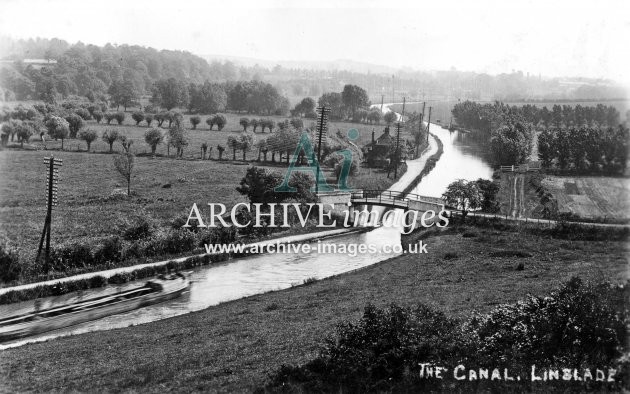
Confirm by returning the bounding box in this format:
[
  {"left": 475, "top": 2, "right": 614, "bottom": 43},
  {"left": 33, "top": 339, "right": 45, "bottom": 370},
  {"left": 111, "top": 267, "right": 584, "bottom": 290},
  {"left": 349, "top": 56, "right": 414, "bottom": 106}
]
[{"left": 0, "top": 104, "right": 493, "bottom": 349}]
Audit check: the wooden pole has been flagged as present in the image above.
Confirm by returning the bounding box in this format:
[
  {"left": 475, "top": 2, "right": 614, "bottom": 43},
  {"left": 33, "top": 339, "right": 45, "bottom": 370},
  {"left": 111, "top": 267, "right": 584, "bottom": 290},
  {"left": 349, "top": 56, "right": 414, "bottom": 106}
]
[{"left": 426, "top": 107, "right": 432, "bottom": 143}]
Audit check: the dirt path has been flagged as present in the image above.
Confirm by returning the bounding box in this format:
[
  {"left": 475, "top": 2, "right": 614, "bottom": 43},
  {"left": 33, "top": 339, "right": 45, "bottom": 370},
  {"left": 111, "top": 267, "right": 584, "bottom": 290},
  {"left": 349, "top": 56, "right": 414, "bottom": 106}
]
[{"left": 508, "top": 174, "right": 526, "bottom": 218}]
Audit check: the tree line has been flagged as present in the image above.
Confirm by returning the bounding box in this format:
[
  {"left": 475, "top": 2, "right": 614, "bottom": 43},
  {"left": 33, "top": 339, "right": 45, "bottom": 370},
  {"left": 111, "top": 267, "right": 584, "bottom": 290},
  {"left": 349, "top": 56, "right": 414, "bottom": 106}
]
[
  {"left": 538, "top": 126, "right": 629, "bottom": 175},
  {"left": 451, "top": 100, "right": 625, "bottom": 167}
]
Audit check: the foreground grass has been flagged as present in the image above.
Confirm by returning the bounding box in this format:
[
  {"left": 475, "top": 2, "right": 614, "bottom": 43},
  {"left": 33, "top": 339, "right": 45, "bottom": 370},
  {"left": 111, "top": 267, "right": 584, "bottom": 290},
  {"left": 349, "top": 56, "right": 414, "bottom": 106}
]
[{"left": 0, "top": 225, "right": 626, "bottom": 392}]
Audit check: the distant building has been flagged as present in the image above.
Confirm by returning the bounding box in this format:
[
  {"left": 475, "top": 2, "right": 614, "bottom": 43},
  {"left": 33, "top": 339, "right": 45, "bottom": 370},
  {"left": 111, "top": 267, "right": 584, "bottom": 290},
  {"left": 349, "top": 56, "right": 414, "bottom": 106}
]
[{"left": 363, "top": 126, "right": 394, "bottom": 168}]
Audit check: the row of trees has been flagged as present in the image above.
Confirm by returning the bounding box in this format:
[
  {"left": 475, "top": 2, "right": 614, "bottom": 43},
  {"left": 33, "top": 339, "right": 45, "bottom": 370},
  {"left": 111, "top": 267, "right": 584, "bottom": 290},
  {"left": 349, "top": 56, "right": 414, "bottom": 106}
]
[
  {"left": 452, "top": 100, "right": 622, "bottom": 133},
  {"left": 316, "top": 85, "right": 371, "bottom": 121},
  {"left": 538, "top": 126, "right": 629, "bottom": 175}
]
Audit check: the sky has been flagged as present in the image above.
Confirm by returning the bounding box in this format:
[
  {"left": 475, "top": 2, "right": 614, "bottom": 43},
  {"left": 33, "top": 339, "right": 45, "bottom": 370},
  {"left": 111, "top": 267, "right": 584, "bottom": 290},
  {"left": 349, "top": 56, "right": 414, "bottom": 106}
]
[{"left": 0, "top": 0, "right": 628, "bottom": 84}]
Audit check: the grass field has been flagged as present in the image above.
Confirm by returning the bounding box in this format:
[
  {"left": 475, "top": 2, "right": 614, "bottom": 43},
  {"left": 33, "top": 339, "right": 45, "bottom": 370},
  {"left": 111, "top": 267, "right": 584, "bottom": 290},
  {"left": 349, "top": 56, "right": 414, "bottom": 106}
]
[
  {"left": 0, "top": 224, "right": 626, "bottom": 392},
  {"left": 0, "top": 107, "right": 410, "bottom": 272},
  {"left": 542, "top": 175, "right": 630, "bottom": 220}
]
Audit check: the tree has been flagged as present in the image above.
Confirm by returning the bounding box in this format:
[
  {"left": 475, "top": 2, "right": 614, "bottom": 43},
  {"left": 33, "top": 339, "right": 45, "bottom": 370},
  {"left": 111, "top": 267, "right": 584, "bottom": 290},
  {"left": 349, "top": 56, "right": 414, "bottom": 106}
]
[
  {"left": 236, "top": 166, "right": 316, "bottom": 207},
  {"left": 108, "top": 79, "right": 139, "bottom": 111},
  {"left": 251, "top": 118, "right": 260, "bottom": 133},
  {"left": 442, "top": 179, "right": 482, "bottom": 218},
  {"left": 383, "top": 111, "right": 397, "bottom": 125},
  {"left": 145, "top": 113, "right": 154, "bottom": 127},
  {"left": 240, "top": 134, "right": 253, "bottom": 160},
  {"left": 131, "top": 112, "right": 145, "bottom": 125},
  {"left": 537, "top": 128, "right": 555, "bottom": 167},
  {"left": 104, "top": 112, "right": 115, "bottom": 125},
  {"left": 15, "top": 122, "right": 34, "bottom": 148},
  {"left": 102, "top": 129, "right": 119, "bottom": 152},
  {"left": 45, "top": 116, "right": 70, "bottom": 149},
  {"left": 167, "top": 125, "right": 188, "bottom": 157},
  {"left": 151, "top": 78, "right": 189, "bottom": 110},
  {"left": 474, "top": 178, "right": 500, "bottom": 212},
  {"left": 113, "top": 153, "right": 135, "bottom": 196},
  {"left": 78, "top": 129, "right": 98, "bottom": 151},
  {"left": 367, "top": 108, "right": 382, "bottom": 124},
  {"left": 239, "top": 117, "right": 250, "bottom": 131},
  {"left": 144, "top": 128, "right": 164, "bottom": 155},
  {"left": 190, "top": 116, "right": 201, "bottom": 129},
  {"left": 93, "top": 111, "right": 104, "bottom": 124},
  {"left": 293, "top": 97, "right": 316, "bottom": 117},
  {"left": 318, "top": 92, "right": 343, "bottom": 120},
  {"left": 341, "top": 84, "right": 370, "bottom": 119},
  {"left": 490, "top": 121, "right": 533, "bottom": 165},
  {"left": 114, "top": 112, "right": 126, "bottom": 125},
  {"left": 290, "top": 118, "right": 303, "bottom": 130},
  {"left": 236, "top": 167, "right": 284, "bottom": 205},
  {"left": 119, "top": 135, "right": 134, "bottom": 153},
  {"left": 217, "top": 144, "right": 225, "bottom": 160},
  {"left": 215, "top": 114, "right": 226, "bottom": 130},
  {"left": 227, "top": 136, "right": 240, "bottom": 160},
  {"left": 64, "top": 113, "right": 84, "bottom": 138}
]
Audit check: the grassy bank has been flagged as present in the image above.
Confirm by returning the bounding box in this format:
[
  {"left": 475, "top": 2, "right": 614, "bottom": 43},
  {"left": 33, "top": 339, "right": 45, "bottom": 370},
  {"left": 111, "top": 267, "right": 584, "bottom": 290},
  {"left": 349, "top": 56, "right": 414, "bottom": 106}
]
[{"left": 0, "top": 224, "right": 626, "bottom": 392}]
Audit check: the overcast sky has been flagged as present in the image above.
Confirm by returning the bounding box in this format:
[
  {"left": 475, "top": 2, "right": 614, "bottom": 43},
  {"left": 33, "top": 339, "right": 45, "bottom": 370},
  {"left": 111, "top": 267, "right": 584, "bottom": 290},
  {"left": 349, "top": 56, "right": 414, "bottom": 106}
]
[{"left": 0, "top": 0, "right": 628, "bottom": 84}]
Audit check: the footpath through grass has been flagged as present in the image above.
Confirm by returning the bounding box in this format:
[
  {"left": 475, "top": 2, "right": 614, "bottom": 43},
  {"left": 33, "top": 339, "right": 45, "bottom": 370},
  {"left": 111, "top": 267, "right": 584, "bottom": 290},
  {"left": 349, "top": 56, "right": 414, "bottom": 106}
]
[{"left": 0, "top": 224, "right": 626, "bottom": 392}]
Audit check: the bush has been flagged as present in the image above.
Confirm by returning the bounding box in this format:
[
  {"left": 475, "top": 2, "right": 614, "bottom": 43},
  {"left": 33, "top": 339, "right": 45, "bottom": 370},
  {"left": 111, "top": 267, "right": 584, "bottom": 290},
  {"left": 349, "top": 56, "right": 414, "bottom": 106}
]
[
  {"left": 263, "top": 278, "right": 629, "bottom": 392},
  {"left": 50, "top": 243, "right": 94, "bottom": 271},
  {"left": 93, "top": 236, "right": 122, "bottom": 266},
  {"left": 0, "top": 243, "right": 21, "bottom": 283},
  {"left": 161, "top": 229, "right": 197, "bottom": 254},
  {"left": 123, "top": 217, "right": 155, "bottom": 241}
]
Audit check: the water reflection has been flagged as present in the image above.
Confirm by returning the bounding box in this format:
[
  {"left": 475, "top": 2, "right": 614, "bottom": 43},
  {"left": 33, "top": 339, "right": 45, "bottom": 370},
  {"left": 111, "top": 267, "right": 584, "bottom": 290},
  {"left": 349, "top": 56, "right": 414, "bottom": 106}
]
[{"left": 412, "top": 125, "right": 493, "bottom": 197}]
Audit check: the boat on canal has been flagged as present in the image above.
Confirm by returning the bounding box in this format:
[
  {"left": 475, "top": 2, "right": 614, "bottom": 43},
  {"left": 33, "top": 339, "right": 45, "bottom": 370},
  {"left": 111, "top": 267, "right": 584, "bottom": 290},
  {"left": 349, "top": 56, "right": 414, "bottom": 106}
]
[{"left": 0, "top": 273, "right": 189, "bottom": 342}]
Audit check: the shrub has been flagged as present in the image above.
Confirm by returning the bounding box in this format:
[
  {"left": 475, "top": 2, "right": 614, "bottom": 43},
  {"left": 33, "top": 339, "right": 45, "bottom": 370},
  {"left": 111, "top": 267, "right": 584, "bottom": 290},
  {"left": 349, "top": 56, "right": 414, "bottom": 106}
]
[
  {"left": 93, "top": 236, "right": 122, "bottom": 266},
  {"left": 50, "top": 243, "right": 94, "bottom": 271},
  {"left": 123, "top": 217, "right": 155, "bottom": 241},
  {"left": 161, "top": 229, "right": 197, "bottom": 254},
  {"left": 0, "top": 243, "right": 21, "bottom": 283}
]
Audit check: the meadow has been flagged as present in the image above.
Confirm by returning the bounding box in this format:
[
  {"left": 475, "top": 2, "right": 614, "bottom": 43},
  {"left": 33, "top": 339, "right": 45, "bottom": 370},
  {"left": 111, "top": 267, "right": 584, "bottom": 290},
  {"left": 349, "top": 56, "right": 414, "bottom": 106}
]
[
  {"left": 0, "top": 223, "right": 626, "bottom": 392},
  {"left": 0, "top": 109, "right": 409, "bottom": 271}
]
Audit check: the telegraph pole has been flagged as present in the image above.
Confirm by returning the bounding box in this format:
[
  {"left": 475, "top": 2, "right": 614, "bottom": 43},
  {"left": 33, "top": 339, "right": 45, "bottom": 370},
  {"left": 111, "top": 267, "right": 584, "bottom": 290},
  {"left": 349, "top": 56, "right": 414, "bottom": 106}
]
[
  {"left": 394, "top": 122, "right": 402, "bottom": 179},
  {"left": 392, "top": 75, "right": 395, "bottom": 104},
  {"left": 421, "top": 101, "right": 426, "bottom": 125},
  {"left": 380, "top": 94, "right": 384, "bottom": 112},
  {"left": 426, "top": 106, "right": 432, "bottom": 144},
  {"left": 393, "top": 97, "right": 405, "bottom": 179},
  {"left": 36, "top": 155, "right": 62, "bottom": 272},
  {"left": 314, "top": 106, "right": 330, "bottom": 194}
]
